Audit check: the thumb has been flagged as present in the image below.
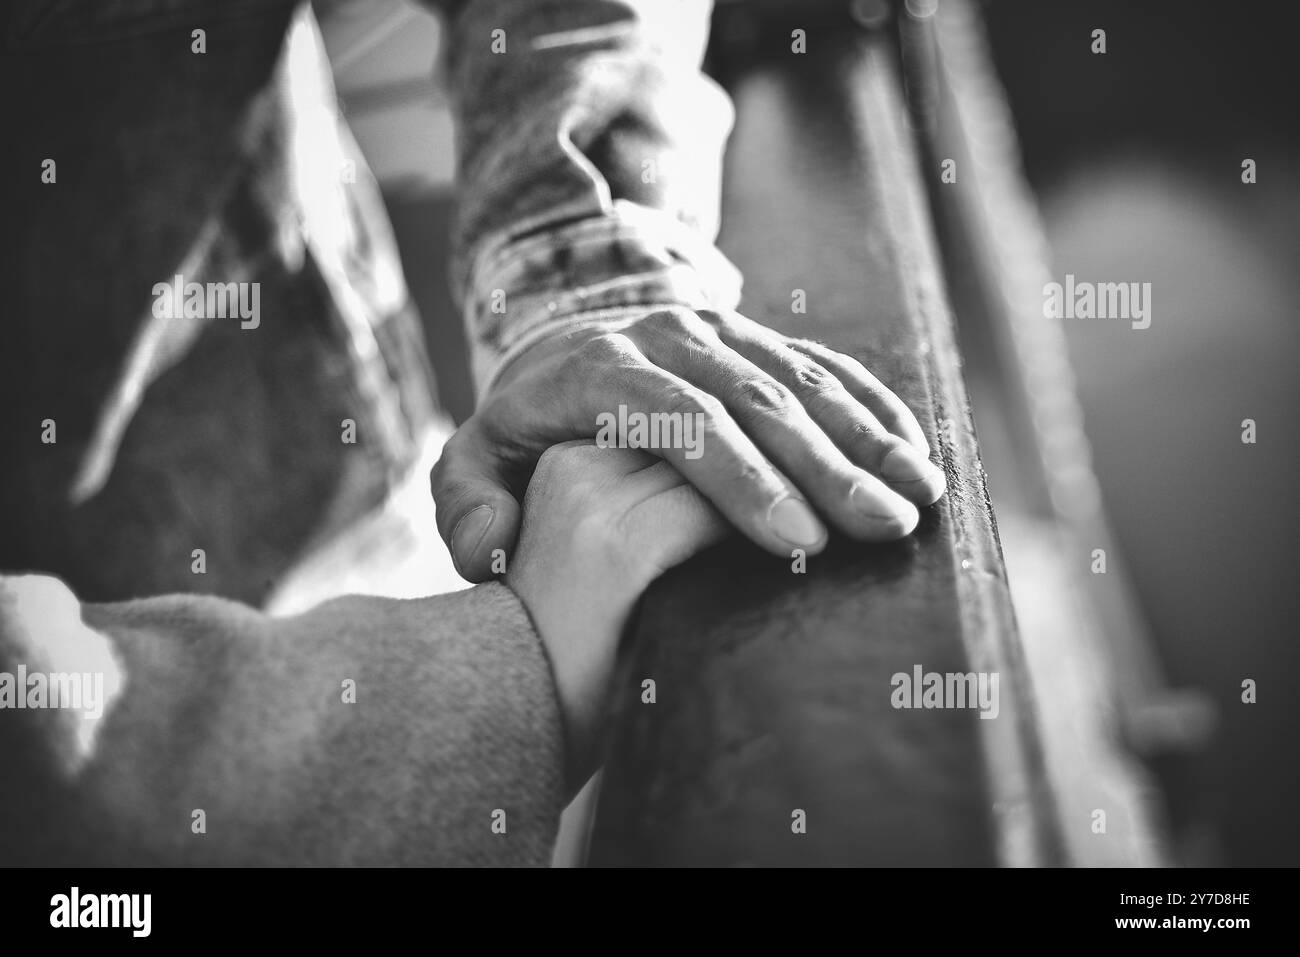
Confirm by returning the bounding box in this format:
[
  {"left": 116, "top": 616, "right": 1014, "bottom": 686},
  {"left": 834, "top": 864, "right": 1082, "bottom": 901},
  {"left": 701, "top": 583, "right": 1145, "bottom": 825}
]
[{"left": 429, "top": 426, "right": 523, "bottom": 582}]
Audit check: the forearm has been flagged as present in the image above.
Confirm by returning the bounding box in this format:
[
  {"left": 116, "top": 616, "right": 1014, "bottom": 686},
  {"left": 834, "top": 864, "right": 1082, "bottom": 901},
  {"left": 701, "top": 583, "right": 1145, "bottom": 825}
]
[
  {"left": 439, "top": 0, "right": 742, "bottom": 395},
  {"left": 0, "top": 575, "right": 564, "bottom": 866}
]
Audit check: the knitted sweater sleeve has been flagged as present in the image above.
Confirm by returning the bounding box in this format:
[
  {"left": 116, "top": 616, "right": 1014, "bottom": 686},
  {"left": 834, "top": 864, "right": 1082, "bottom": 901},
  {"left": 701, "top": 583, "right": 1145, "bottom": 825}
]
[{"left": 0, "top": 574, "right": 564, "bottom": 866}]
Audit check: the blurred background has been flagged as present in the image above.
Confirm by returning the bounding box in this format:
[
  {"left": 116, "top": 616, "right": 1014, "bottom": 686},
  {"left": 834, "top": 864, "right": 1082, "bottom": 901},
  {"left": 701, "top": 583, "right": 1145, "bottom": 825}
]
[
  {"left": 314, "top": 0, "right": 1299, "bottom": 866},
  {"left": 981, "top": 0, "right": 1300, "bottom": 868}
]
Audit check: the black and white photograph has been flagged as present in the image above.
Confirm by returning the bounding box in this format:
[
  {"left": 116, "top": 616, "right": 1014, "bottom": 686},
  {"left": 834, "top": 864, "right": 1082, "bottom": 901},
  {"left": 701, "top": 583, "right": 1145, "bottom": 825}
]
[{"left": 1, "top": 0, "right": 1294, "bottom": 936}]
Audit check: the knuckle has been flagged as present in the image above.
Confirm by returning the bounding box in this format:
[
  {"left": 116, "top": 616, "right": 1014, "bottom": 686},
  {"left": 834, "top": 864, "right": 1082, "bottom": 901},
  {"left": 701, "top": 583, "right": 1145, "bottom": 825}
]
[
  {"left": 572, "top": 331, "right": 637, "bottom": 368},
  {"left": 530, "top": 445, "right": 601, "bottom": 505},
  {"left": 732, "top": 376, "right": 797, "bottom": 419},
  {"left": 786, "top": 359, "right": 843, "bottom": 402},
  {"left": 665, "top": 387, "right": 726, "bottom": 422},
  {"left": 725, "top": 457, "right": 778, "bottom": 492},
  {"left": 696, "top": 308, "right": 736, "bottom": 334},
  {"left": 645, "top": 307, "right": 695, "bottom": 333},
  {"left": 535, "top": 440, "right": 590, "bottom": 476},
  {"left": 848, "top": 418, "right": 886, "bottom": 444},
  {"left": 641, "top": 307, "right": 719, "bottom": 347},
  {"left": 802, "top": 340, "right": 872, "bottom": 382},
  {"left": 531, "top": 444, "right": 567, "bottom": 485},
  {"left": 789, "top": 337, "right": 833, "bottom": 362}
]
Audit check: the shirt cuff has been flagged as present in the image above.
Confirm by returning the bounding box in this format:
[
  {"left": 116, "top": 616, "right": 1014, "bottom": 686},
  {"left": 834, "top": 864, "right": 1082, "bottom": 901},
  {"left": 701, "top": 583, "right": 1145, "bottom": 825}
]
[{"left": 464, "top": 200, "right": 743, "bottom": 400}]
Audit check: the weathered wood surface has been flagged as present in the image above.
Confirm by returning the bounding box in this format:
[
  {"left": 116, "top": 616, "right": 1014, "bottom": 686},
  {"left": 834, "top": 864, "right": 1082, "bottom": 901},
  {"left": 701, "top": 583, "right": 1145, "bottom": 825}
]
[{"left": 588, "top": 14, "right": 1063, "bottom": 866}]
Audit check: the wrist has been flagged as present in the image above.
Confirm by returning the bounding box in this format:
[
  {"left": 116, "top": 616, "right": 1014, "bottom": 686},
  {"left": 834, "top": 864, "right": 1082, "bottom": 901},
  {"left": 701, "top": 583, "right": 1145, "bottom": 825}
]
[
  {"left": 506, "top": 549, "right": 651, "bottom": 795},
  {"left": 463, "top": 200, "right": 743, "bottom": 401}
]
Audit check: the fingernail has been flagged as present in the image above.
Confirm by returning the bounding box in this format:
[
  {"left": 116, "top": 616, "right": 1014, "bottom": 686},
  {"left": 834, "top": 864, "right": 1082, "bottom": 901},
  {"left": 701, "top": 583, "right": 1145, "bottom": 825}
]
[
  {"left": 767, "top": 496, "right": 826, "bottom": 548},
  {"left": 879, "top": 445, "right": 940, "bottom": 484},
  {"left": 451, "top": 505, "right": 495, "bottom": 574},
  {"left": 851, "top": 484, "right": 918, "bottom": 534}
]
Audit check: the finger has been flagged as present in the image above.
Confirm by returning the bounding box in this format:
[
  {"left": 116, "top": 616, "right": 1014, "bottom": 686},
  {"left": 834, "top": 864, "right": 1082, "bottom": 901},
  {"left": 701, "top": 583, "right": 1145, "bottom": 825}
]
[
  {"left": 533, "top": 438, "right": 661, "bottom": 484},
  {"left": 632, "top": 314, "right": 920, "bottom": 540},
  {"left": 429, "top": 422, "right": 524, "bottom": 582},
  {"left": 625, "top": 483, "right": 733, "bottom": 577},
  {"left": 712, "top": 321, "right": 945, "bottom": 506},
  {"left": 617, "top": 458, "right": 690, "bottom": 506},
  {"left": 573, "top": 332, "right": 831, "bottom": 557},
  {"left": 786, "top": 337, "right": 932, "bottom": 454}
]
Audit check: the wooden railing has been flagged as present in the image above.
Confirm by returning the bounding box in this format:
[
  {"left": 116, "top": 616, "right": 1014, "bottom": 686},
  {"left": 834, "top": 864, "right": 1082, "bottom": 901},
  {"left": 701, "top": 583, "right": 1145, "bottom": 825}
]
[{"left": 586, "top": 3, "right": 1066, "bottom": 867}]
